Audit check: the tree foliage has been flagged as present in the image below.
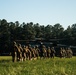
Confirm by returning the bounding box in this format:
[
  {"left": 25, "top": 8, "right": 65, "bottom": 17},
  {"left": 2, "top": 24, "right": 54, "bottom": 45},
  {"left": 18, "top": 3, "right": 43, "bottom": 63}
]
[{"left": 0, "top": 19, "right": 76, "bottom": 53}]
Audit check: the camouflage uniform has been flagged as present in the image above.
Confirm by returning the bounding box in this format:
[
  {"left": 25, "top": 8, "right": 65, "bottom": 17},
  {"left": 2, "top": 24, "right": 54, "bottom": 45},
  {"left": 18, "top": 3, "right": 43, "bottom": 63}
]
[
  {"left": 35, "top": 45, "right": 40, "bottom": 58},
  {"left": 62, "top": 48, "right": 66, "bottom": 58},
  {"left": 60, "top": 47, "right": 67, "bottom": 58},
  {"left": 32, "top": 46, "right": 36, "bottom": 58},
  {"left": 51, "top": 47, "right": 56, "bottom": 58},
  {"left": 12, "top": 41, "right": 18, "bottom": 62},
  {"left": 66, "top": 48, "right": 73, "bottom": 58},
  {"left": 42, "top": 45, "right": 47, "bottom": 58},
  {"left": 47, "top": 47, "right": 51, "bottom": 58},
  {"left": 39, "top": 45, "right": 43, "bottom": 59},
  {"left": 23, "top": 45, "right": 26, "bottom": 61},
  {"left": 17, "top": 44, "right": 23, "bottom": 61},
  {"left": 68, "top": 48, "right": 73, "bottom": 58},
  {"left": 25, "top": 46, "right": 31, "bottom": 60},
  {"left": 60, "top": 48, "right": 63, "bottom": 58},
  {"left": 28, "top": 45, "right": 34, "bottom": 60}
]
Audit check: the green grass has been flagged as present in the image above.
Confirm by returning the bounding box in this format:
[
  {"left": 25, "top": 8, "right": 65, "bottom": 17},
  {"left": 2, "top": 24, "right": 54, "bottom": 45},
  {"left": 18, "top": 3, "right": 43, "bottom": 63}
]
[{"left": 0, "top": 56, "right": 76, "bottom": 75}]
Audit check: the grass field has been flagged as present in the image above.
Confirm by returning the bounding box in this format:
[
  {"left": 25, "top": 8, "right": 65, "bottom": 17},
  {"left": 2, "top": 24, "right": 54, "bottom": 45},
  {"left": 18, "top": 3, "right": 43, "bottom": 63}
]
[{"left": 0, "top": 56, "right": 76, "bottom": 75}]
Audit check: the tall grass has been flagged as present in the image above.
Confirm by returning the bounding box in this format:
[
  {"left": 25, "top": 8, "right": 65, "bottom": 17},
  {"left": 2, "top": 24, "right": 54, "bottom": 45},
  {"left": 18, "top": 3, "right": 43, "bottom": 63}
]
[{"left": 0, "top": 56, "right": 76, "bottom": 75}]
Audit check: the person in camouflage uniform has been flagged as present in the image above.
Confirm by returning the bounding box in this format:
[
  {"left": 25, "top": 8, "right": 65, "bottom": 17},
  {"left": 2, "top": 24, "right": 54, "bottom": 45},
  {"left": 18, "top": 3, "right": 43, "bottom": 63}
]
[
  {"left": 35, "top": 45, "right": 40, "bottom": 59},
  {"left": 47, "top": 46, "right": 51, "bottom": 58},
  {"left": 66, "top": 47, "right": 73, "bottom": 58},
  {"left": 28, "top": 45, "right": 34, "bottom": 60},
  {"left": 62, "top": 48, "right": 66, "bottom": 58},
  {"left": 42, "top": 45, "right": 47, "bottom": 58},
  {"left": 60, "top": 47, "right": 63, "bottom": 58},
  {"left": 17, "top": 44, "right": 23, "bottom": 61},
  {"left": 60, "top": 47, "right": 66, "bottom": 58},
  {"left": 39, "top": 45, "right": 43, "bottom": 59},
  {"left": 25, "top": 46, "right": 31, "bottom": 60},
  {"left": 68, "top": 48, "right": 73, "bottom": 58},
  {"left": 23, "top": 45, "right": 26, "bottom": 61},
  {"left": 51, "top": 47, "right": 56, "bottom": 58},
  {"left": 31, "top": 46, "right": 36, "bottom": 59},
  {"left": 12, "top": 41, "right": 18, "bottom": 62}
]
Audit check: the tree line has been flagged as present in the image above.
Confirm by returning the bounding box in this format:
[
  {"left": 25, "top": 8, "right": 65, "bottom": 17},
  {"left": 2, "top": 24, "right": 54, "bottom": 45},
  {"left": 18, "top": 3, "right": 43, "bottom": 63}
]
[{"left": 0, "top": 19, "right": 76, "bottom": 54}]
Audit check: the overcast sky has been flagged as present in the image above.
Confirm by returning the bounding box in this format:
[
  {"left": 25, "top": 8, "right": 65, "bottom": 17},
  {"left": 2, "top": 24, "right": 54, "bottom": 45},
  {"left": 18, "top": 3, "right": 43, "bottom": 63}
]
[{"left": 0, "top": 0, "right": 76, "bottom": 29}]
